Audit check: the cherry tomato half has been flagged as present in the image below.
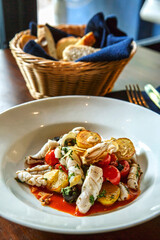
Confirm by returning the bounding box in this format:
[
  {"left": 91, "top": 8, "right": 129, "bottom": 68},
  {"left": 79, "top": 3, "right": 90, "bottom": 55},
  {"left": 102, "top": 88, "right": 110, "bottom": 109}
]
[
  {"left": 110, "top": 153, "right": 118, "bottom": 167},
  {"left": 55, "top": 164, "right": 68, "bottom": 174},
  {"left": 97, "top": 153, "right": 111, "bottom": 167},
  {"left": 45, "top": 150, "right": 59, "bottom": 166},
  {"left": 119, "top": 160, "right": 130, "bottom": 178},
  {"left": 103, "top": 165, "right": 121, "bottom": 185}
]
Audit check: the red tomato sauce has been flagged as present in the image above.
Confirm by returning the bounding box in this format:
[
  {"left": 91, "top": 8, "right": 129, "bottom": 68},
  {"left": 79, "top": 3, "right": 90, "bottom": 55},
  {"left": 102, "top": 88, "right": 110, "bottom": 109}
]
[{"left": 30, "top": 186, "right": 140, "bottom": 217}]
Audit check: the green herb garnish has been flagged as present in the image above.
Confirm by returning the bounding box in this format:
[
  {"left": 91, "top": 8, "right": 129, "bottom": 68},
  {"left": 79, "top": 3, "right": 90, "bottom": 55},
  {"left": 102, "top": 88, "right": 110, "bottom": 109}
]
[
  {"left": 62, "top": 147, "right": 69, "bottom": 154},
  {"left": 75, "top": 164, "right": 80, "bottom": 169},
  {"left": 61, "top": 186, "right": 72, "bottom": 196},
  {"left": 110, "top": 194, "right": 115, "bottom": 200},
  {"left": 97, "top": 190, "right": 106, "bottom": 198},
  {"left": 89, "top": 195, "right": 95, "bottom": 205},
  {"left": 58, "top": 165, "right": 63, "bottom": 172},
  {"left": 68, "top": 150, "right": 73, "bottom": 160},
  {"left": 136, "top": 171, "right": 139, "bottom": 178},
  {"left": 68, "top": 172, "right": 75, "bottom": 180}
]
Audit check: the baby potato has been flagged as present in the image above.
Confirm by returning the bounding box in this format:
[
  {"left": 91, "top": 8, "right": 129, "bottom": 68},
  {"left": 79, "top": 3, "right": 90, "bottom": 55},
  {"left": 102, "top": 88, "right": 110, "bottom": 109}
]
[
  {"left": 76, "top": 130, "right": 101, "bottom": 149},
  {"left": 44, "top": 169, "right": 59, "bottom": 184},
  {"left": 114, "top": 138, "right": 135, "bottom": 160},
  {"left": 44, "top": 169, "right": 68, "bottom": 193},
  {"left": 70, "top": 174, "right": 82, "bottom": 187},
  {"left": 97, "top": 181, "right": 120, "bottom": 206}
]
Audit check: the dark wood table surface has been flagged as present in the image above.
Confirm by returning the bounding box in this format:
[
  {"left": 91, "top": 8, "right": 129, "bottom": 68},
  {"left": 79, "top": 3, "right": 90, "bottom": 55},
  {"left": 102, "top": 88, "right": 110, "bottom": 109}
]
[{"left": 0, "top": 47, "right": 160, "bottom": 240}]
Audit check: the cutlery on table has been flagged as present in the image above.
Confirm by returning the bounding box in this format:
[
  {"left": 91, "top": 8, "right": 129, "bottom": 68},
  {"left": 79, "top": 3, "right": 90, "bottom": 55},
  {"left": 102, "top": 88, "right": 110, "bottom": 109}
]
[{"left": 125, "top": 84, "right": 149, "bottom": 108}]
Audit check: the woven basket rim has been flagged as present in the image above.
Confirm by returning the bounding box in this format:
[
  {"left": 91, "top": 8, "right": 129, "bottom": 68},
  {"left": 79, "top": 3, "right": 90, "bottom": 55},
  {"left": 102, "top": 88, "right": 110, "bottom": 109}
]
[{"left": 9, "top": 25, "right": 137, "bottom": 66}]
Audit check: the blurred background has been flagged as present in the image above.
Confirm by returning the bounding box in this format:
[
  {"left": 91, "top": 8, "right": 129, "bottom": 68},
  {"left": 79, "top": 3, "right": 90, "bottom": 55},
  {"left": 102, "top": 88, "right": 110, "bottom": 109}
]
[{"left": 0, "top": 0, "right": 160, "bottom": 51}]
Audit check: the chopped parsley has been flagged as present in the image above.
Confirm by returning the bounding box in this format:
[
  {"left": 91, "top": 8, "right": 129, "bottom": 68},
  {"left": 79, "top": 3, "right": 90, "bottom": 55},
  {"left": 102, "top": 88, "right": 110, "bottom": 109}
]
[
  {"left": 62, "top": 147, "right": 69, "bottom": 154},
  {"left": 75, "top": 164, "right": 80, "bottom": 169},
  {"left": 137, "top": 165, "right": 141, "bottom": 176},
  {"left": 97, "top": 189, "right": 106, "bottom": 198},
  {"left": 136, "top": 170, "right": 139, "bottom": 178},
  {"left": 68, "top": 172, "right": 75, "bottom": 180},
  {"left": 110, "top": 194, "right": 115, "bottom": 200},
  {"left": 89, "top": 195, "right": 95, "bottom": 205},
  {"left": 68, "top": 150, "right": 73, "bottom": 160},
  {"left": 58, "top": 165, "right": 63, "bottom": 172},
  {"left": 61, "top": 187, "right": 71, "bottom": 196}
]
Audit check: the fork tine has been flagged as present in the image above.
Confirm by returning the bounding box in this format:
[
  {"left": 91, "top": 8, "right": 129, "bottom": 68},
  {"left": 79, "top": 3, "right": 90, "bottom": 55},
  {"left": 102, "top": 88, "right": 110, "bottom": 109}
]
[
  {"left": 125, "top": 85, "right": 133, "bottom": 103},
  {"left": 126, "top": 84, "right": 149, "bottom": 108},
  {"left": 129, "top": 84, "right": 138, "bottom": 105},
  {"left": 133, "top": 84, "right": 143, "bottom": 106},
  {"left": 136, "top": 84, "right": 150, "bottom": 108}
]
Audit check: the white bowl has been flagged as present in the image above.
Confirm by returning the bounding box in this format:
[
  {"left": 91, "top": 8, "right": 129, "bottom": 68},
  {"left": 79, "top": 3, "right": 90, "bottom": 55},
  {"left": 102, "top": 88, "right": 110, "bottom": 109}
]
[{"left": 0, "top": 96, "right": 159, "bottom": 234}]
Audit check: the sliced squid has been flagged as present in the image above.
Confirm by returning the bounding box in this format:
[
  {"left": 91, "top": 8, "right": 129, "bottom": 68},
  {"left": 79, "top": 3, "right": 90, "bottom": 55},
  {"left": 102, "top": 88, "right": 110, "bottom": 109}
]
[
  {"left": 25, "top": 164, "right": 51, "bottom": 175},
  {"left": 127, "top": 163, "right": 142, "bottom": 190},
  {"left": 54, "top": 146, "right": 62, "bottom": 159},
  {"left": 71, "top": 127, "right": 86, "bottom": 134},
  {"left": 81, "top": 140, "right": 119, "bottom": 165},
  {"left": 25, "top": 139, "right": 59, "bottom": 164},
  {"left": 118, "top": 182, "right": 130, "bottom": 201},
  {"left": 76, "top": 165, "right": 103, "bottom": 214},
  {"left": 16, "top": 170, "right": 47, "bottom": 187},
  {"left": 60, "top": 150, "right": 84, "bottom": 186}
]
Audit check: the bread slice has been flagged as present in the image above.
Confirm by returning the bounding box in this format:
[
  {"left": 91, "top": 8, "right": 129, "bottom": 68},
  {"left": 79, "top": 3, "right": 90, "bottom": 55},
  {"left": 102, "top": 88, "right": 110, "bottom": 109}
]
[
  {"left": 56, "top": 36, "right": 80, "bottom": 59},
  {"left": 35, "top": 25, "right": 48, "bottom": 54},
  {"left": 37, "top": 25, "right": 46, "bottom": 42},
  {"left": 62, "top": 45, "right": 99, "bottom": 61},
  {"left": 75, "top": 32, "right": 96, "bottom": 47},
  {"left": 19, "top": 34, "right": 37, "bottom": 49},
  {"left": 44, "top": 25, "right": 57, "bottom": 59}
]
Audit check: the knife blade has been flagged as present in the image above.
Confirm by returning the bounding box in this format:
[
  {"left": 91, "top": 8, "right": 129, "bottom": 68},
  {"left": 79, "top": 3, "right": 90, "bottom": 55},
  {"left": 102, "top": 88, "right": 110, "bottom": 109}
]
[{"left": 144, "top": 84, "right": 160, "bottom": 109}]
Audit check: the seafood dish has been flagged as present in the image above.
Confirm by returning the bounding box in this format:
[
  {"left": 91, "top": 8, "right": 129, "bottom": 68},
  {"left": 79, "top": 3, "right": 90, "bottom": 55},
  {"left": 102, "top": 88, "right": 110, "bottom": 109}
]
[{"left": 16, "top": 127, "right": 143, "bottom": 216}]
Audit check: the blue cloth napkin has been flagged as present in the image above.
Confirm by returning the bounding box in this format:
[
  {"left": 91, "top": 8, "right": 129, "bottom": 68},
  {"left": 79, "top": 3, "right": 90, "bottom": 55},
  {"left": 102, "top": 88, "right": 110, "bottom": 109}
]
[
  {"left": 107, "top": 34, "right": 130, "bottom": 46},
  {"left": 85, "top": 12, "right": 109, "bottom": 48},
  {"left": 76, "top": 37, "right": 133, "bottom": 62},
  {"left": 29, "top": 21, "right": 37, "bottom": 37},
  {"left": 76, "top": 13, "right": 133, "bottom": 62},
  {"left": 23, "top": 40, "right": 57, "bottom": 61},
  {"left": 85, "top": 12, "right": 127, "bottom": 48},
  {"left": 142, "top": 86, "right": 160, "bottom": 114},
  {"left": 105, "top": 15, "right": 127, "bottom": 37}
]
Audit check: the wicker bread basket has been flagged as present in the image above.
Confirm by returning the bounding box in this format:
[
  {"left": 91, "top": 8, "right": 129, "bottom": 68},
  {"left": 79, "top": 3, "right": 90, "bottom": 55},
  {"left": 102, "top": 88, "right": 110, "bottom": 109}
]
[{"left": 10, "top": 24, "right": 136, "bottom": 99}]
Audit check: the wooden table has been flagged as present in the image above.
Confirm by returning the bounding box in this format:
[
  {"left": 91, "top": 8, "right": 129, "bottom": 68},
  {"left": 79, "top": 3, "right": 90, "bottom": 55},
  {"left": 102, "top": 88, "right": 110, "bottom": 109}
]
[{"left": 0, "top": 47, "right": 160, "bottom": 240}]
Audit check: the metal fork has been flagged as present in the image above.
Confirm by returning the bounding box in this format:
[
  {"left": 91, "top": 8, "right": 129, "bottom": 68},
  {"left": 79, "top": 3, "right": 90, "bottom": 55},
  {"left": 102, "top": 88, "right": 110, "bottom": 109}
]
[{"left": 125, "top": 84, "right": 149, "bottom": 108}]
